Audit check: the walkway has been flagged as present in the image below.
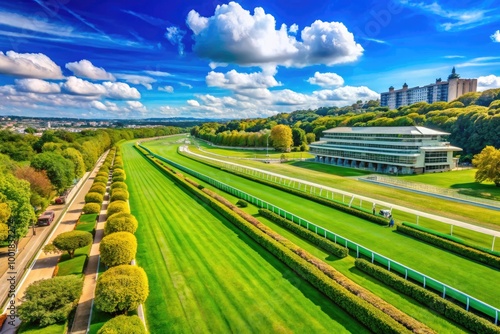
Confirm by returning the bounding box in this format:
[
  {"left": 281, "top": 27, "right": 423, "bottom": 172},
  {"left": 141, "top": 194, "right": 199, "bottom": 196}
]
[
  {"left": 0, "top": 153, "right": 108, "bottom": 334},
  {"left": 181, "top": 146, "right": 500, "bottom": 238}
]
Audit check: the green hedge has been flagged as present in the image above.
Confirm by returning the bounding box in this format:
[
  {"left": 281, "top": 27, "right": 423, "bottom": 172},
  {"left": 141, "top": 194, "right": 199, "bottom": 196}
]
[
  {"left": 111, "top": 182, "right": 128, "bottom": 191},
  {"left": 83, "top": 203, "right": 101, "bottom": 214},
  {"left": 398, "top": 224, "right": 500, "bottom": 269},
  {"left": 85, "top": 192, "right": 104, "bottom": 204},
  {"left": 259, "top": 209, "right": 348, "bottom": 258},
  {"left": 107, "top": 200, "right": 129, "bottom": 218},
  {"left": 90, "top": 184, "right": 107, "bottom": 196},
  {"left": 112, "top": 175, "right": 125, "bottom": 183},
  {"left": 94, "top": 176, "right": 108, "bottom": 184},
  {"left": 137, "top": 147, "right": 414, "bottom": 334},
  {"left": 355, "top": 258, "right": 500, "bottom": 334}
]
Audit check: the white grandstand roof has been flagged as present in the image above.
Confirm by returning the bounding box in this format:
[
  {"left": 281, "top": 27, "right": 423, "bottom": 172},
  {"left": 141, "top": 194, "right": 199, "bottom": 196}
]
[{"left": 323, "top": 126, "right": 449, "bottom": 136}]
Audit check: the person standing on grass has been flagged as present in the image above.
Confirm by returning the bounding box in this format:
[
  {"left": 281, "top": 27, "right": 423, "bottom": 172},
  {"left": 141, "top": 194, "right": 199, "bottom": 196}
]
[{"left": 389, "top": 217, "right": 395, "bottom": 228}]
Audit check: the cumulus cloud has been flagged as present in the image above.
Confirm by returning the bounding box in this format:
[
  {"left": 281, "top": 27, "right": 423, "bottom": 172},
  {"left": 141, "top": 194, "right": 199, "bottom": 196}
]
[
  {"left": 126, "top": 100, "right": 147, "bottom": 112},
  {"left": 114, "top": 73, "right": 156, "bottom": 89},
  {"left": 65, "top": 59, "right": 116, "bottom": 80},
  {"left": 62, "top": 76, "right": 107, "bottom": 96},
  {"left": 206, "top": 70, "right": 281, "bottom": 90},
  {"left": 313, "top": 85, "right": 379, "bottom": 102},
  {"left": 15, "top": 78, "right": 61, "bottom": 94},
  {"left": 491, "top": 30, "right": 500, "bottom": 43},
  {"left": 165, "top": 26, "right": 186, "bottom": 55},
  {"left": 478, "top": 75, "right": 500, "bottom": 91},
  {"left": 273, "top": 89, "right": 310, "bottom": 105},
  {"left": 307, "top": 72, "right": 344, "bottom": 87},
  {"left": 289, "top": 24, "right": 299, "bottom": 34},
  {"left": 90, "top": 100, "right": 107, "bottom": 111},
  {"left": 186, "top": 2, "right": 363, "bottom": 69},
  {"left": 103, "top": 81, "right": 141, "bottom": 99},
  {"left": 158, "top": 85, "right": 174, "bottom": 93},
  {"left": 187, "top": 99, "right": 200, "bottom": 107},
  {"left": 0, "top": 51, "right": 63, "bottom": 79}
]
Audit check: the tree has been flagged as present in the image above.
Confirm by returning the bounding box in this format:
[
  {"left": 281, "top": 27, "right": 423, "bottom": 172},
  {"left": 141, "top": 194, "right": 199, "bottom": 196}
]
[
  {"left": 104, "top": 213, "right": 138, "bottom": 235},
  {"left": 31, "top": 152, "right": 75, "bottom": 191},
  {"left": 100, "top": 232, "right": 137, "bottom": 267},
  {"left": 46, "top": 230, "right": 93, "bottom": 258},
  {"left": 97, "top": 315, "right": 146, "bottom": 334},
  {"left": 305, "top": 133, "right": 316, "bottom": 144},
  {"left": 62, "top": 148, "right": 86, "bottom": 179},
  {"left": 18, "top": 275, "right": 83, "bottom": 326},
  {"left": 0, "top": 223, "right": 7, "bottom": 241},
  {"left": 292, "top": 127, "right": 307, "bottom": 147},
  {"left": 95, "top": 265, "right": 149, "bottom": 314},
  {"left": 270, "top": 125, "right": 292, "bottom": 152},
  {"left": 473, "top": 146, "right": 500, "bottom": 187}
]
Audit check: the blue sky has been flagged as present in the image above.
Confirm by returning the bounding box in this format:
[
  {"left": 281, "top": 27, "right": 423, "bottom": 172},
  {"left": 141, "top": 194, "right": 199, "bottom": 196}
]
[{"left": 0, "top": 0, "right": 499, "bottom": 119}]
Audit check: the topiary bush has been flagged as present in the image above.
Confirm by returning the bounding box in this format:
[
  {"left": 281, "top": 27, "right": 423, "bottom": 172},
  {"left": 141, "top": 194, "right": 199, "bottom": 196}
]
[
  {"left": 112, "top": 175, "right": 125, "bottom": 183},
  {"left": 236, "top": 199, "right": 248, "bottom": 207},
  {"left": 107, "top": 200, "right": 129, "bottom": 218},
  {"left": 96, "top": 171, "right": 109, "bottom": 179},
  {"left": 92, "top": 180, "right": 107, "bottom": 189},
  {"left": 51, "top": 230, "right": 93, "bottom": 258},
  {"left": 111, "top": 182, "right": 128, "bottom": 191},
  {"left": 95, "top": 265, "right": 149, "bottom": 314},
  {"left": 110, "top": 189, "right": 129, "bottom": 202},
  {"left": 90, "top": 184, "right": 107, "bottom": 196},
  {"left": 85, "top": 192, "right": 104, "bottom": 204},
  {"left": 104, "top": 213, "right": 138, "bottom": 235},
  {"left": 83, "top": 202, "right": 101, "bottom": 214},
  {"left": 97, "top": 315, "right": 145, "bottom": 334},
  {"left": 100, "top": 232, "right": 137, "bottom": 267},
  {"left": 94, "top": 176, "right": 108, "bottom": 184}
]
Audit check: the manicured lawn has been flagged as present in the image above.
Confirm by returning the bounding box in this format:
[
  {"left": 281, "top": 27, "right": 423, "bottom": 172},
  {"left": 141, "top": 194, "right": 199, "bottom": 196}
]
[
  {"left": 143, "top": 139, "right": 500, "bottom": 308},
  {"left": 75, "top": 214, "right": 97, "bottom": 233},
  {"left": 17, "top": 322, "right": 66, "bottom": 334},
  {"left": 121, "top": 141, "right": 368, "bottom": 334},
  {"left": 289, "top": 161, "right": 373, "bottom": 177},
  {"left": 398, "top": 169, "right": 500, "bottom": 201}
]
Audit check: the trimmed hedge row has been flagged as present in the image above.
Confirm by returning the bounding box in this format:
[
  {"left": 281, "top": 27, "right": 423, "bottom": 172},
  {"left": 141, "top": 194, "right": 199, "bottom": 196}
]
[
  {"left": 138, "top": 147, "right": 426, "bottom": 334},
  {"left": 355, "top": 258, "right": 500, "bottom": 334},
  {"left": 179, "top": 152, "right": 389, "bottom": 226},
  {"left": 398, "top": 224, "right": 500, "bottom": 269},
  {"left": 259, "top": 209, "right": 349, "bottom": 258}
]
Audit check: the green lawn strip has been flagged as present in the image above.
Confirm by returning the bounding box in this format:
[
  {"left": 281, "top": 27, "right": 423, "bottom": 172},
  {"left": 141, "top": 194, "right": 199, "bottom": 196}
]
[
  {"left": 87, "top": 261, "right": 111, "bottom": 334},
  {"left": 55, "top": 244, "right": 90, "bottom": 277},
  {"left": 122, "top": 141, "right": 369, "bottom": 334},
  {"left": 143, "top": 140, "right": 500, "bottom": 308},
  {"left": 17, "top": 322, "right": 67, "bottom": 334},
  {"left": 180, "top": 141, "right": 500, "bottom": 229}
]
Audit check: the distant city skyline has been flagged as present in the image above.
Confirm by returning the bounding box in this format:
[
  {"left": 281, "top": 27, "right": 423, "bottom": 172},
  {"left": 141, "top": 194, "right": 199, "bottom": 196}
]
[{"left": 0, "top": 0, "right": 499, "bottom": 119}]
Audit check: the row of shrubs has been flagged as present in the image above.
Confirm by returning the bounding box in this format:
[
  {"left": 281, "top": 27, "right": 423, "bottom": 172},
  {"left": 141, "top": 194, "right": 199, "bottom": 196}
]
[
  {"left": 355, "top": 258, "right": 500, "bottom": 334},
  {"left": 399, "top": 223, "right": 500, "bottom": 268},
  {"left": 258, "top": 208, "right": 349, "bottom": 258},
  {"left": 94, "top": 146, "right": 147, "bottom": 334},
  {"left": 140, "top": 147, "right": 431, "bottom": 334},
  {"left": 82, "top": 147, "right": 116, "bottom": 214},
  {"left": 179, "top": 152, "right": 389, "bottom": 226}
]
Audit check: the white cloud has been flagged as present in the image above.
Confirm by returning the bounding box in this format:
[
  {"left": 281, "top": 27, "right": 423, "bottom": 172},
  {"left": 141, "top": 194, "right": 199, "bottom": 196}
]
[
  {"left": 491, "top": 30, "right": 500, "bottom": 43},
  {"left": 273, "top": 89, "right": 310, "bottom": 105},
  {"left": 126, "top": 101, "right": 147, "bottom": 112},
  {"left": 65, "top": 59, "right": 115, "bottom": 80},
  {"left": 0, "top": 51, "right": 63, "bottom": 79},
  {"left": 289, "top": 24, "right": 299, "bottom": 34},
  {"left": 307, "top": 72, "right": 344, "bottom": 87},
  {"left": 206, "top": 70, "right": 281, "bottom": 90},
  {"left": 187, "top": 99, "right": 200, "bottom": 107},
  {"left": 103, "top": 81, "right": 141, "bottom": 99},
  {"left": 90, "top": 100, "right": 107, "bottom": 111},
  {"left": 165, "top": 26, "right": 186, "bottom": 55},
  {"left": 144, "top": 70, "right": 172, "bottom": 77},
  {"left": 114, "top": 73, "right": 156, "bottom": 90},
  {"left": 313, "top": 85, "right": 379, "bottom": 102},
  {"left": 443, "top": 55, "right": 465, "bottom": 59},
  {"left": 186, "top": 2, "right": 363, "bottom": 69},
  {"left": 158, "top": 85, "right": 174, "bottom": 93},
  {"left": 179, "top": 82, "right": 193, "bottom": 89},
  {"left": 15, "top": 78, "right": 61, "bottom": 94},
  {"left": 478, "top": 75, "right": 500, "bottom": 91},
  {"left": 62, "top": 76, "right": 107, "bottom": 96}
]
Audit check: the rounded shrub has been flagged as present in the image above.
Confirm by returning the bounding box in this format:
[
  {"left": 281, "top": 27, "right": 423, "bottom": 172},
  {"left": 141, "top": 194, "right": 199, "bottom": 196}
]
[
  {"left": 94, "top": 176, "right": 108, "bottom": 184},
  {"left": 112, "top": 175, "right": 125, "bottom": 183},
  {"left": 90, "top": 184, "right": 107, "bottom": 196},
  {"left": 100, "top": 232, "right": 137, "bottom": 267},
  {"left": 96, "top": 171, "right": 109, "bottom": 179},
  {"left": 97, "top": 315, "right": 145, "bottom": 334},
  {"left": 53, "top": 230, "right": 93, "bottom": 258},
  {"left": 85, "top": 192, "right": 104, "bottom": 204},
  {"left": 112, "top": 170, "right": 125, "bottom": 180},
  {"left": 110, "top": 189, "right": 129, "bottom": 202},
  {"left": 107, "top": 200, "right": 129, "bottom": 218},
  {"left": 99, "top": 165, "right": 109, "bottom": 173},
  {"left": 113, "top": 163, "right": 124, "bottom": 170},
  {"left": 104, "top": 213, "right": 138, "bottom": 235},
  {"left": 110, "top": 182, "right": 127, "bottom": 191},
  {"left": 83, "top": 202, "right": 101, "bottom": 214},
  {"left": 236, "top": 199, "right": 248, "bottom": 208},
  {"left": 95, "top": 265, "right": 148, "bottom": 314}
]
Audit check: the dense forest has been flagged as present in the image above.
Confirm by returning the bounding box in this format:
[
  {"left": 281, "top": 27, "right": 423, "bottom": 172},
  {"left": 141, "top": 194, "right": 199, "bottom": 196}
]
[
  {"left": 0, "top": 126, "right": 183, "bottom": 244},
  {"left": 191, "top": 88, "right": 500, "bottom": 159}
]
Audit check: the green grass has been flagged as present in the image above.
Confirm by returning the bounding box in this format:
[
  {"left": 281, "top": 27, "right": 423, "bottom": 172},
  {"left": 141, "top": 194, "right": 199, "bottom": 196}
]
[
  {"left": 121, "top": 141, "right": 368, "bottom": 334},
  {"left": 75, "top": 214, "right": 97, "bottom": 234},
  {"left": 56, "top": 245, "right": 90, "bottom": 277},
  {"left": 289, "top": 161, "right": 373, "bottom": 177},
  {"left": 17, "top": 321, "right": 66, "bottom": 334},
  {"left": 143, "top": 139, "right": 500, "bottom": 309}
]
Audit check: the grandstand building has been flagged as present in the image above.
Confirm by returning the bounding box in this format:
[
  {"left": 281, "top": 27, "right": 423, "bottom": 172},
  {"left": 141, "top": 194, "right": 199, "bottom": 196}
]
[{"left": 309, "top": 126, "right": 461, "bottom": 174}]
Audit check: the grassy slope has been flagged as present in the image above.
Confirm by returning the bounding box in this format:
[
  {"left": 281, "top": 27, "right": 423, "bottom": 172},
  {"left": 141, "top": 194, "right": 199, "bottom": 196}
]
[
  {"left": 122, "top": 141, "right": 368, "bottom": 334},
  {"left": 190, "top": 145, "right": 500, "bottom": 230},
  {"left": 144, "top": 140, "right": 500, "bottom": 308}
]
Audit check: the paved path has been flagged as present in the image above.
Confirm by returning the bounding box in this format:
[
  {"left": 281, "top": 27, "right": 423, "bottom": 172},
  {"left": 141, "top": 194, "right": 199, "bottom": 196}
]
[
  {"left": 181, "top": 146, "right": 500, "bottom": 238},
  {"left": 0, "top": 153, "right": 108, "bottom": 334}
]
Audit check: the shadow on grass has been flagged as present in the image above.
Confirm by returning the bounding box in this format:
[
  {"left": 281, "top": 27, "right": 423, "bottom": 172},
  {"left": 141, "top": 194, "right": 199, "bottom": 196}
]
[
  {"left": 451, "top": 182, "right": 500, "bottom": 201},
  {"left": 288, "top": 161, "right": 372, "bottom": 177}
]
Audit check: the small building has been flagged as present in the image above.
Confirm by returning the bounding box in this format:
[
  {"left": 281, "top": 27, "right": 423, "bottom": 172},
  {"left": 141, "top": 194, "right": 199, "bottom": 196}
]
[{"left": 309, "top": 126, "right": 461, "bottom": 174}]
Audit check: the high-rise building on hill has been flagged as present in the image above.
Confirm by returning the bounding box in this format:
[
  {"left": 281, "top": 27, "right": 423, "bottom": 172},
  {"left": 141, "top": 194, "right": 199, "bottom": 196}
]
[{"left": 380, "top": 68, "right": 477, "bottom": 109}]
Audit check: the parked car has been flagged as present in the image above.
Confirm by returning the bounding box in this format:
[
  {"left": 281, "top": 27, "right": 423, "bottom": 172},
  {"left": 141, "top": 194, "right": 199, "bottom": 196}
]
[
  {"left": 37, "top": 211, "right": 55, "bottom": 226},
  {"left": 54, "top": 190, "right": 70, "bottom": 204}
]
